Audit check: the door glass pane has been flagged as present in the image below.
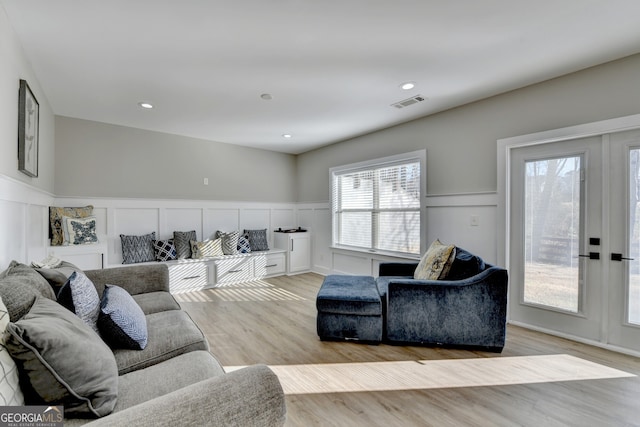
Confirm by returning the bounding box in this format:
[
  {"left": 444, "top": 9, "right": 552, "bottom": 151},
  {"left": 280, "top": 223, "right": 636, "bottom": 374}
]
[
  {"left": 523, "top": 156, "right": 581, "bottom": 312},
  {"left": 628, "top": 149, "right": 640, "bottom": 325}
]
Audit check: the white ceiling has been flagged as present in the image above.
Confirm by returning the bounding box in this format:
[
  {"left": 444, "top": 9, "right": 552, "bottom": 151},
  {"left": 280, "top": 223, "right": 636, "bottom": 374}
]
[{"left": 3, "top": 1, "right": 640, "bottom": 154}]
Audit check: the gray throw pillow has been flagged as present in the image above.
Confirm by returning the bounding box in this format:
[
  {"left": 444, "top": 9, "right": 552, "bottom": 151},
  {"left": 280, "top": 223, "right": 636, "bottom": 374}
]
[
  {"left": 5, "top": 297, "right": 118, "bottom": 418},
  {"left": 245, "top": 229, "right": 269, "bottom": 251},
  {"left": 0, "top": 261, "right": 56, "bottom": 322},
  {"left": 216, "top": 230, "right": 240, "bottom": 255},
  {"left": 173, "top": 230, "right": 196, "bottom": 259},
  {"left": 34, "top": 260, "right": 83, "bottom": 294},
  {"left": 98, "top": 285, "right": 148, "bottom": 350},
  {"left": 120, "top": 232, "right": 156, "bottom": 264},
  {"left": 57, "top": 271, "right": 100, "bottom": 333}
]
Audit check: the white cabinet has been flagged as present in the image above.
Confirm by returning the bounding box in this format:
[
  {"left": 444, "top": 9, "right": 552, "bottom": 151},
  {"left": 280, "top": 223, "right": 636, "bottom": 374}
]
[
  {"left": 274, "top": 232, "right": 311, "bottom": 274},
  {"left": 213, "top": 249, "right": 287, "bottom": 285},
  {"left": 48, "top": 242, "right": 107, "bottom": 270},
  {"left": 167, "top": 259, "right": 214, "bottom": 293}
]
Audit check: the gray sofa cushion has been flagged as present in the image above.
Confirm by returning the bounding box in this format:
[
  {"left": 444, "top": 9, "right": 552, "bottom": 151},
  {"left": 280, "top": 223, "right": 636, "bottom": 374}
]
[
  {"left": 132, "top": 291, "right": 180, "bottom": 315},
  {"left": 113, "top": 310, "right": 209, "bottom": 374},
  {"left": 84, "top": 264, "right": 170, "bottom": 297},
  {"left": 5, "top": 298, "right": 118, "bottom": 418},
  {"left": 114, "top": 350, "right": 224, "bottom": 413},
  {"left": 0, "top": 261, "right": 56, "bottom": 321}
]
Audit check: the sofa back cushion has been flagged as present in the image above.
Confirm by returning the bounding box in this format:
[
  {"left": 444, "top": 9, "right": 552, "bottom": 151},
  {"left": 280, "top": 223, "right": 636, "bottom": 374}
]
[
  {"left": 0, "top": 261, "right": 56, "bottom": 321},
  {"left": 446, "top": 247, "right": 486, "bottom": 280}
]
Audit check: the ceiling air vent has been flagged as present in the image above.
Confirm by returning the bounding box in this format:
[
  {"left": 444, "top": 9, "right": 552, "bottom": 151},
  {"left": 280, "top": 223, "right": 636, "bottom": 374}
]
[{"left": 391, "top": 95, "right": 426, "bottom": 109}]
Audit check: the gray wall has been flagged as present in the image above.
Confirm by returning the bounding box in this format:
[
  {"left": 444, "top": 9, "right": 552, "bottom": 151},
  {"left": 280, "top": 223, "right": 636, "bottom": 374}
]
[
  {"left": 0, "top": 6, "right": 55, "bottom": 193},
  {"left": 297, "top": 53, "right": 640, "bottom": 202},
  {"left": 55, "top": 117, "right": 298, "bottom": 202}
]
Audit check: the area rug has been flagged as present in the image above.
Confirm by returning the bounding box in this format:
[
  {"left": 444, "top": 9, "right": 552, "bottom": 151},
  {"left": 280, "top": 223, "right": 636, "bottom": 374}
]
[{"left": 226, "top": 354, "right": 634, "bottom": 395}]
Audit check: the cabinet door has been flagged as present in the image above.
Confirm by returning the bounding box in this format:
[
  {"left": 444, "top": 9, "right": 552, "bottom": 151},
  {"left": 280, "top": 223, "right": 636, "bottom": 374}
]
[{"left": 289, "top": 234, "right": 310, "bottom": 273}]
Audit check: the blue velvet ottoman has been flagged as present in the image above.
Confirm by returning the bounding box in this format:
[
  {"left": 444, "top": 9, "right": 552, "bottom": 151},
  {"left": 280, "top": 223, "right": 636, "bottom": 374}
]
[{"left": 316, "top": 275, "right": 382, "bottom": 343}]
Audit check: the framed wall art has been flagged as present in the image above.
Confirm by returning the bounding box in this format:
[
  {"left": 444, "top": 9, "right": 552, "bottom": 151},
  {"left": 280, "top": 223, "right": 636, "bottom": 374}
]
[{"left": 18, "top": 79, "right": 39, "bottom": 177}]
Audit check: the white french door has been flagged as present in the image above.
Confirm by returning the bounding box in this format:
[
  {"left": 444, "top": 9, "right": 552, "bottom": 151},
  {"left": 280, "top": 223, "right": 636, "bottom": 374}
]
[
  {"left": 509, "top": 131, "right": 640, "bottom": 352},
  {"left": 608, "top": 129, "right": 640, "bottom": 351}
]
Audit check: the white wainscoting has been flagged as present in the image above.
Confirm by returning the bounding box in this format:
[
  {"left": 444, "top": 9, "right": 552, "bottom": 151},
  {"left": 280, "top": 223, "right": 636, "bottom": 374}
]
[
  {"left": 0, "top": 174, "right": 499, "bottom": 275},
  {"left": 0, "top": 175, "right": 54, "bottom": 269},
  {"left": 53, "top": 197, "right": 300, "bottom": 267}
]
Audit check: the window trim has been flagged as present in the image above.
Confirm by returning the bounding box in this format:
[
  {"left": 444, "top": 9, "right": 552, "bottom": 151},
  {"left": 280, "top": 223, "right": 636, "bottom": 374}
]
[{"left": 330, "top": 150, "right": 427, "bottom": 257}]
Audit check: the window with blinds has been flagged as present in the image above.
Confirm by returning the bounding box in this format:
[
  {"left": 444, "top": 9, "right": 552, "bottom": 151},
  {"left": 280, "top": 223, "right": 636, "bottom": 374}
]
[{"left": 330, "top": 151, "right": 425, "bottom": 256}]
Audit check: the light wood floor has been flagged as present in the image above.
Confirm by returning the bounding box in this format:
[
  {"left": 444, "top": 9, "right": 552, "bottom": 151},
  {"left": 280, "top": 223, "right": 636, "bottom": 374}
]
[{"left": 178, "top": 273, "right": 640, "bottom": 427}]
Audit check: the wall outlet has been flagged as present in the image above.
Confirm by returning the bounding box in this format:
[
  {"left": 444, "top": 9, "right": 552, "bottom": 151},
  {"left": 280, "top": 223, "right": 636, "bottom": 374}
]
[
  {"left": 470, "top": 215, "right": 479, "bottom": 226},
  {"left": 203, "top": 178, "right": 209, "bottom": 185}
]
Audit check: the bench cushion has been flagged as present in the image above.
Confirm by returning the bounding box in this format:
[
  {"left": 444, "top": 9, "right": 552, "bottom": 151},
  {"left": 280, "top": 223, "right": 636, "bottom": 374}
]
[{"left": 316, "top": 275, "right": 381, "bottom": 316}]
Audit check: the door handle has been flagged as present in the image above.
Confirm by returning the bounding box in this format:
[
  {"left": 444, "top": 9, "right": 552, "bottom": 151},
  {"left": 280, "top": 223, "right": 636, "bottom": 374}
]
[
  {"left": 611, "top": 253, "right": 634, "bottom": 261},
  {"left": 578, "top": 252, "right": 600, "bottom": 260}
]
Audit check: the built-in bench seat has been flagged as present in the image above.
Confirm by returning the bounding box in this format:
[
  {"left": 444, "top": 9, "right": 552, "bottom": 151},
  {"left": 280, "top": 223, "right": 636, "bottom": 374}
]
[{"left": 119, "top": 249, "right": 287, "bottom": 293}]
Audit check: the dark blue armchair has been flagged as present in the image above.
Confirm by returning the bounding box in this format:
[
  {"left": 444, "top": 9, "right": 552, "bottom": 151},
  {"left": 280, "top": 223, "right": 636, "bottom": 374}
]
[{"left": 377, "top": 252, "right": 508, "bottom": 352}]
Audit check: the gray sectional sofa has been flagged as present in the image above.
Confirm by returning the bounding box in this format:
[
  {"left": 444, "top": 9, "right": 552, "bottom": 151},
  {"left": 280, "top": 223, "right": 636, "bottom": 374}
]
[{"left": 0, "top": 261, "right": 286, "bottom": 426}]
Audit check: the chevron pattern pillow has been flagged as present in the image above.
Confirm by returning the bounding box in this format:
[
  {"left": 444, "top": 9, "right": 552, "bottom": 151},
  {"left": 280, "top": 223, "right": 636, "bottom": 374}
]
[
  {"left": 153, "top": 239, "right": 177, "bottom": 262},
  {"left": 57, "top": 271, "right": 101, "bottom": 333},
  {"left": 216, "top": 230, "right": 240, "bottom": 255},
  {"left": 173, "top": 230, "right": 196, "bottom": 259},
  {"left": 98, "top": 285, "right": 148, "bottom": 350},
  {"left": 120, "top": 232, "right": 156, "bottom": 264}
]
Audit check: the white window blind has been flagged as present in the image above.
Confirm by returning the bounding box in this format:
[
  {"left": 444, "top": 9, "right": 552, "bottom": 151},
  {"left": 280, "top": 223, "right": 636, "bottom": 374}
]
[{"left": 331, "top": 151, "right": 424, "bottom": 256}]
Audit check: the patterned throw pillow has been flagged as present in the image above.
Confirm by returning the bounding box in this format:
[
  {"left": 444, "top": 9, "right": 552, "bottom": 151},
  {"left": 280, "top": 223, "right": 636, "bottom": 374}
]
[
  {"left": 62, "top": 215, "right": 98, "bottom": 245},
  {"left": 414, "top": 239, "right": 456, "bottom": 280},
  {"left": 49, "top": 205, "right": 94, "bottom": 246},
  {"left": 237, "top": 233, "right": 252, "bottom": 254},
  {"left": 153, "top": 239, "right": 177, "bottom": 262},
  {"left": 190, "top": 239, "right": 223, "bottom": 259},
  {"left": 120, "top": 232, "right": 156, "bottom": 264},
  {"left": 173, "top": 230, "right": 197, "bottom": 259},
  {"left": 216, "top": 230, "right": 240, "bottom": 255},
  {"left": 0, "top": 297, "right": 24, "bottom": 406},
  {"left": 98, "top": 285, "right": 148, "bottom": 350},
  {"left": 57, "top": 271, "right": 101, "bottom": 333},
  {"left": 245, "top": 229, "right": 269, "bottom": 251}
]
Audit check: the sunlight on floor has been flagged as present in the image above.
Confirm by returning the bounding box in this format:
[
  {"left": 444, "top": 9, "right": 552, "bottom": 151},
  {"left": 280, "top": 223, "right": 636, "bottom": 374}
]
[
  {"left": 225, "top": 354, "right": 634, "bottom": 395},
  {"left": 174, "top": 280, "right": 306, "bottom": 302}
]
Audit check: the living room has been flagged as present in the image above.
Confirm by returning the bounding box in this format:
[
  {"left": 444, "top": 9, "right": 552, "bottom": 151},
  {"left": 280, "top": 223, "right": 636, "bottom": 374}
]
[{"left": 2, "top": 1, "right": 640, "bottom": 425}]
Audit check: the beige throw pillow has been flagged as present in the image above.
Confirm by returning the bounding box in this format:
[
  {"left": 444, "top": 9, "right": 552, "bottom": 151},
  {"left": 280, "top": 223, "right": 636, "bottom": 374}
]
[
  {"left": 190, "top": 239, "right": 224, "bottom": 258},
  {"left": 414, "top": 239, "right": 456, "bottom": 280}
]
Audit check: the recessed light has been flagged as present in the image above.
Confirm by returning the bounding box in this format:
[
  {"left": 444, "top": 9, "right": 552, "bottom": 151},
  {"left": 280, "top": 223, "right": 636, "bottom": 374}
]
[
  {"left": 282, "top": 134, "right": 292, "bottom": 138},
  {"left": 400, "top": 82, "right": 415, "bottom": 90},
  {"left": 138, "top": 102, "right": 154, "bottom": 109}
]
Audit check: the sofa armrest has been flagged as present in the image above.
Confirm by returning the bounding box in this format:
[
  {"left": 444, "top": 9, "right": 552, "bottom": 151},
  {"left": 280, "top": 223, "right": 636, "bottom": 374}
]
[
  {"left": 83, "top": 365, "right": 286, "bottom": 427},
  {"left": 378, "top": 262, "right": 418, "bottom": 277},
  {"left": 84, "top": 264, "right": 170, "bottom": 296}
]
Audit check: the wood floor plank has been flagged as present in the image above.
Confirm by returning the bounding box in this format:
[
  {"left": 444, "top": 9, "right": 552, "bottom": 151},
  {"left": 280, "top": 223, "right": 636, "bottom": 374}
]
[{"left": 179, "top": 273, "right": 640, "bottom": 427}]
